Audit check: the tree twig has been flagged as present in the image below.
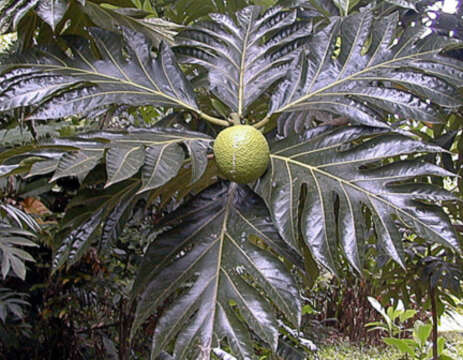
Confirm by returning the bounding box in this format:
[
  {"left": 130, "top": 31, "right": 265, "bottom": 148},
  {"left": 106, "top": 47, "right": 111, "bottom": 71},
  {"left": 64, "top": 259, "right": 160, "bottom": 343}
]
[{"left": 76, "top": 321, "right": 120, "bottom": 334}]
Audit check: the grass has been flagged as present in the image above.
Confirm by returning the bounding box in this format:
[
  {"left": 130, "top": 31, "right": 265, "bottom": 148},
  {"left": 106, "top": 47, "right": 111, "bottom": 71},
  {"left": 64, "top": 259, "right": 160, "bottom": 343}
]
[
  {"left": 313, "top": 333, "right": 463, "bottom": 360},
  {"left": 315, "top": 342, "right": 401, "bottom": 360}
]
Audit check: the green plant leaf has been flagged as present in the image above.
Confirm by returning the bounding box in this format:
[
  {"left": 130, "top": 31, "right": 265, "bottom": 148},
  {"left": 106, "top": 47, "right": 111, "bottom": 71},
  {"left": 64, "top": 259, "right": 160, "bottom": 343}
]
[
  {"left": 3, "top": 128, "right": 212, "bottom": 270},
  {"left": 175, "top": 5, "right": 311, "bottom": 117},
  {"left": 367, "top": 297, "right": 393, "bottom": 331},
  {"left": 139, "top": 142, "right": 184, "bottom": 193},
  {"left": 35, "top": 0, "right": 69, "bottom": 31},
  {"left": 385, "top": 0, "right": 417, "bottom": 11},
  {"left": 2, "top": 128, "right": 212, "bottom": 191},
  {"left": 276, "top": 339, "right": 307, "bottom": 360},
  {"left": 105, "top": 144, "right": 145, "bottom": 187},
  {"left": 255, "top": 126, "right": 459, "bottom": 273},
  {"left": 399, "top": 309, "right": 417, "bottom": 322},
  {"left": 26, "top": 158, "right": 60, "bottom": 178},
  {"left": 160, "top": 0, "right": 248, "bottom": 24},
  {"left": 51, "top": 178, "right": 141, "bottom": 270},
  {"left": 383, "top": 337, "right": 416, "bottom": 356},
  {"left": 413, "top": 321, "right": 432, "bottom": 346},
  {"left": 270, "top": 11, "right": 463, "bottom": 128},
  {"left": 0, "top": 287, "right": 29, "bottom": 322},
  {"left": 0, "top": 0, "right": 39, "bottom": 34},
  {"left": 51, "top": 148, "right": 105, "bottom": 183},
  {"left": 0, "top": 28, "right": 199, "bottom": 119},
  {"left": 52, "top": 208, "right": 104, "bottom": 271},
  {"left": 80, "top": 1, "right": 180, "bottom": 47},
  {"left": 0, "top": 208, "right": 38, "bottom": 280},
  {"left": 131, "top": 182, "right": 301, "bottom": 359}
]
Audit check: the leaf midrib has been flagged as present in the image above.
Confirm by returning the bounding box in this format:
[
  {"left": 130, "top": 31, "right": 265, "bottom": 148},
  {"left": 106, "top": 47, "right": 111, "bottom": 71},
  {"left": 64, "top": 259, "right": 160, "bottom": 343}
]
[
  {"left": 238, "top": 18, "right": 253, "bottom": 116},
  {"left": 204, "top": 184, "right": 235, "bottom": 353},
  {"left": 271, "top": 154, "right": 447, "bottom": 242},
  {"left": 13, "top": 61, "right": 198, "bottom": 111},
  {"left": 226, "top": 230, "right": 295, "bottom": 323},
  {"left": 277, "top": 48, "right": 441, "bottom": 113}
]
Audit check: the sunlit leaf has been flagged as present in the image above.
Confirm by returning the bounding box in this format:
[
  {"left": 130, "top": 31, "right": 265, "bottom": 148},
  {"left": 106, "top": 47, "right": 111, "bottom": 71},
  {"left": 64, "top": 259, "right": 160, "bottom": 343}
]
[
  {"left": 271, "top": 11, "right": 463, "bottom": 128},
  {"left": 0, "top": 28, "right": 199, "bottom": 119},
  {"left": 255, "top": 125, "right": 459, "bottom": 273},
  {"left": 175, "top": 5, "right": 311, "bottom": 117}
]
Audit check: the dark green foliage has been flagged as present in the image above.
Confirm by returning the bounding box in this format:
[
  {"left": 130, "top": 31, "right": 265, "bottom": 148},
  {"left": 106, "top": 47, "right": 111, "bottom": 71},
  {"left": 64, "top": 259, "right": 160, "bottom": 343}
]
[{"left": 0, "top": 1, "right": 462, "bottom": 359}]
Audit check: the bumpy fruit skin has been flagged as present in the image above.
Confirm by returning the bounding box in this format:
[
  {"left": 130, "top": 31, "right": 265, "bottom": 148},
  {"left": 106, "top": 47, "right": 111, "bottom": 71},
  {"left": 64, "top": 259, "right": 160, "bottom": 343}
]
[{"left": 213, "top": 125, "right": 270, "bottom": 184}]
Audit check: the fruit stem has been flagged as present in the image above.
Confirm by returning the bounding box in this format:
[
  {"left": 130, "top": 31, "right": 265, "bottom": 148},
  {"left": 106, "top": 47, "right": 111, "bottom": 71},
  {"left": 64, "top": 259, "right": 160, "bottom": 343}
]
[
  {"left": 198, "top": 111, "right": 230, "bottom": 127},
  {"left": 253, "top": 116, "right": 270, "bottom": 129}
]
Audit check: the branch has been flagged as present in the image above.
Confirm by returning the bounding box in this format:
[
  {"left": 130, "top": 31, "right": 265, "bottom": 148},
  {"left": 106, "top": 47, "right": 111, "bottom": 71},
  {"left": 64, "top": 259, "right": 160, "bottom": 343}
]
[{"left": 76, "top": 321, "right": 120, "bottom": 334}]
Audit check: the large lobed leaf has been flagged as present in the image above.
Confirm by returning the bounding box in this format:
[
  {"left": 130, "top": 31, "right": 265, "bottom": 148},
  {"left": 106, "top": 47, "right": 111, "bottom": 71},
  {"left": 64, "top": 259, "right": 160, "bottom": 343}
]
[
  {"left": 0, "top": 127, "right": 212, "bottom": 270},
  {"left": 78, "top": 1, "right": 181, "bottom": 47},
  {"left": 269, "top": 10, "right": 463, "bottom": 128},
  {"left": 255, "top": 125, "right": 460, "bottom": 273},
  {"left": 0, "top": 27, "right": 198, "bottom": 119},
  {"left": 0, "top": 204, "right": 38, "bottom": 280},
  {"left": 131, "top": 182, "right": 301, "bottom": 360},
  {"left": 175, "top": 5, "right": 311, "bottom": 117}
]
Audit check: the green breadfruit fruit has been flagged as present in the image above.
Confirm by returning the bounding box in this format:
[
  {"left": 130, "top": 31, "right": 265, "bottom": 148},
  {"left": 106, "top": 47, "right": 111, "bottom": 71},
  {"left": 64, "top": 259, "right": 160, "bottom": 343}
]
[{"left": 213, "top": 125, "right": 270, "bottom": 184}]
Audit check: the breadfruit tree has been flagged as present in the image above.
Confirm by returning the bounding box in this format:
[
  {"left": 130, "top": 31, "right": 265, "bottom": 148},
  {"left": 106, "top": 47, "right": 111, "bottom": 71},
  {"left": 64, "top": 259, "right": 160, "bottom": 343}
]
[{"left": 0, "top": 0, "right": 461, "bottom": 359}]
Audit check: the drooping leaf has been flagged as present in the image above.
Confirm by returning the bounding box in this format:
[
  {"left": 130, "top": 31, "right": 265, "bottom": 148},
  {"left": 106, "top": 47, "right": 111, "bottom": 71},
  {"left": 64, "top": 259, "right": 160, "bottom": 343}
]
[
  {"left": 139, "top": 142, "right": 184, "bottom": 193},
  {"left": 105, "top": 144, "right": 145, "bottom": 187},
  {"left": 1, "top": 127, "right": 213, "bottom": 270},
  {"left": 0, "top": 165, "right": 19, "bottom": 177},
  {"left": 271, "top": 11, "right": 463, "bottom": 128},
  {"left": 276, "top": 339, "right": 308, "bottom": 360},
  {"left": 0, "top": 122, "right": 68, "bottom": 147},
  {"left": 160, "top": 0, "right": 249, "bottom": 25},
  {"left": 175, "top": 5, "right": 311, "bottom": 117},
  {"left": 0, "top": 207, "right": 38, "bottom": 280},
  {"left": 52, "top": 207, "right": 104, "bottom": 271},
  {"left": 51, "top": 178, "right": 142, "bottom": 270},
  {"left": 0, "top": 28, "right": 199, "bottom": 119},
  {"left": 51, "top": 148, "right": 105, "bottom": 183},
  {"left": 1, "top": 127, "right": 212, "bottom": 191},
  {"left": 100, "top": 182, "right": 139, "bottom": 248},
  {"left": 255, "top": 125, "right": 460, "bottom": 273},
  {"left": 26, "top": 158, "right": 60, "bottom": 178},
  {"left": 131, "top": 182, "right": 301, "bottom": 360},
  {"left": 384, "top": 0, "right": 417, "bottom": 11},
  {"left": 80, "top": 1, "right": 181, "bottom": 47},
  {"left": 0, "top": 0, "right": 39, "bottom": 34},
  {"left": 35, "top": 0, "right": 69, "bottom": 31},
  {"left": 0, "top": 287, "right": 29, "bottom": 322}
]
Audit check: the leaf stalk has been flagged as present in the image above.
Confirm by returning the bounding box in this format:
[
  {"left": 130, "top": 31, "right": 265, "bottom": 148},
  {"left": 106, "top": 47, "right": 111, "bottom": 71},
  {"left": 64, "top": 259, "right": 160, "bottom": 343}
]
[
  {"left": 198, "top": 111, "right": 230, "bottom": 127},
  {"left": 253, "top": 116, "right": 271, "bottom": 129}
]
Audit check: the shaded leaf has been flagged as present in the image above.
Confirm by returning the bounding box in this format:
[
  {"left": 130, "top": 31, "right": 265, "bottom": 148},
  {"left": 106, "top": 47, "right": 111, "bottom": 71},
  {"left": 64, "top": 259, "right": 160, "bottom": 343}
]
[
  {"left": 51, "top": 149, "right": 105, "bottom": 183},
  {"left": 2, "top": 127, "right": 212, "bottom": 191},
  {"left": 52, "top": 208, "right": 103, "bottom": 271},
  {"left": 105, "top": 144, "right": 144, "bottom": 187},
  {"left": 0, "top": 207, "right": 37, "bottom": 280},
  {"left": 276, "top": 339, "right": 307, "bottom": 360},
  {"left": 35, "top": 0, "right": 69, "bottom": 31},
  {"left": 80, "top": 1, "right": 180, "bottom": 47},
  {"left": 0, "top": 0, "right": 39, "bottom": 34},
  {"left": 139, "top": 143, "right": 184, "bottom": 193},
  {"left": 132, "top": 182, "right": 301, "bottom": 360}
]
